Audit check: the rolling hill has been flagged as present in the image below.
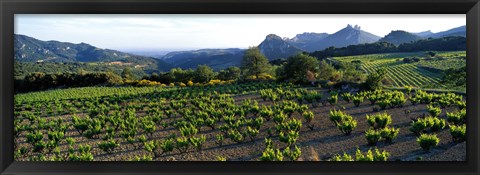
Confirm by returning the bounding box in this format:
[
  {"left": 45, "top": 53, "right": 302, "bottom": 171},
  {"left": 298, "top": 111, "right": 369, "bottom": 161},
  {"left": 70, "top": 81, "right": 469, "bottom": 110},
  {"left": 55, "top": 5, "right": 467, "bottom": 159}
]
[
  {"left": 161, "top": 48, "right": 245, "bottom": 71},
  {"left": 14, "top": 34, "right": 171, "bottom": 71},
  {"left": 379, "top": 30, "right": 422, "bottom": 45}
]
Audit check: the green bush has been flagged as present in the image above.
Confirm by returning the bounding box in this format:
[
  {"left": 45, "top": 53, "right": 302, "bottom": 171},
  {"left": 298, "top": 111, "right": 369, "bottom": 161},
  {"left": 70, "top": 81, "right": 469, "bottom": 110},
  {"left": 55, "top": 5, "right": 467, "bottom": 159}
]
[
  {"left": 279, "top": 130, "right": 299, "bottom": 147},
  {"left": 228, "top": 129, "right": 244, "bottom": 143},
  {"left": 329, "top": 109, "right": 357, "bottom": 135},
  {"left": 427, "top": 105, "right": 442, "bottom": 117},
  {"left": 446, "top": 109, "right": 466, "bottom": 125},
  {"left": 332, "top": 148, "right": 389, "bottom": 161},
  {"left": 332, "top": 152, "right": 354, "bottom": 161},
  {"left": 417, "top": 134, "right": 440, "bottom": 151},
  {"left": 188, "top": 135, "right": 206, "bottom": 151},
  {"left": 260, "top": 147, "right": 283, "bottom": 161},
  {"left": 377, "top": 99, "right": 390, "bottom": 110},
  {"left": 282, "top": 145, "right": 302, "bottom": 161},
  {"left": 355, "top": 148, "right": 390, "bottom": 161},
  {"left": 329, "top": 109, "right": 345, "bottom": 125},
  {"left": 273, "top": 112, "right": 288, "bottom": 124},
  {"left": 380, "top": 127, "right": 400, "bottom": 143},
  {"left": 341, "top": 93, "right": 353, "bottom": 103},
  {"left": 410, "top": 116, "right": 446, "bottom": 135},
  {"left": 353, "top": 96, "right": 364, "bottom": 107},
  {"left": 303, "top": 111, "right": 314, "bottom": 123},
  {"left": 176, "top": 137, "right": 190, "bottom": 153},
  {"left": 338, "top": 119, "right": 357, "bottom": 135},
  {"left": 365, "top": 128, "right": 381, "bottom": 146},
  {"left": 450, "top": 124, "right": 466, "bottom": 142},
  {"left": 215, "top": 134, "right": 224, "bottom": 147},
  {"left": 328, "top": 94, "right": 338, "bottom": 105},
  {"left": 98, "top": 139, "right": 119, "bottom": 154},
  {"left": 366, "top": 113, "right": 392, "bottom": 129},
  {"left": 144, "top": 140, "right": 159, "bottom": 157},
  {"left": 245, "top": 126, "right": 259, "bottom": 142}
]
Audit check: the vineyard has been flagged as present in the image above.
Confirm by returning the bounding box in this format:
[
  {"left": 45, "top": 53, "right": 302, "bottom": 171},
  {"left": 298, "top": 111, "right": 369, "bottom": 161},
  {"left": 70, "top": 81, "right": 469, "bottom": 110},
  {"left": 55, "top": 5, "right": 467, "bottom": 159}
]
[
  {"left": 333, "top": 51, "right": 466, "bottom": 90},
  {"left": 14, "top": 82, "right": 466, "bottom": 161}
]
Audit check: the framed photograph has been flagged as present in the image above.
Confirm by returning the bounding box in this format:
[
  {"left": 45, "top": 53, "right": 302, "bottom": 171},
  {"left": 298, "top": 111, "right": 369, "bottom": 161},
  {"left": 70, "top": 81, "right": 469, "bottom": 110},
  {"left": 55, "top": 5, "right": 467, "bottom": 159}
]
[{"left": 1, "top": 0, "right": 479, "bottom": 174}]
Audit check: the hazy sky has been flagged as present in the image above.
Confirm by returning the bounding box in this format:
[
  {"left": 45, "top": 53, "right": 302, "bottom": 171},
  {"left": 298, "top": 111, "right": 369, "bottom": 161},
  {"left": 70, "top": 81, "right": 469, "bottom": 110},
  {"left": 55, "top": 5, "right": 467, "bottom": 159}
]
[{"left": 15, "top": 14, "right": 465, "bottom": 51}]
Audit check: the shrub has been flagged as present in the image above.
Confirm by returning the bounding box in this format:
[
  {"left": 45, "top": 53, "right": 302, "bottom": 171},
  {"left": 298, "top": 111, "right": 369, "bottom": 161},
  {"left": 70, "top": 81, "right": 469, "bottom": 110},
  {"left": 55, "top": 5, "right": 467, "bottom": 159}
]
[
  {"left": 355, "top": 148, "right": 390, "bottom": 161},
  {"left": 279, "top": 118, "right": 302, "bottom": 132},
  {"left": 273, "top": 112, "right": 288, "bottom": 124},
  {"left": 33, "top": 141, "right": 46, "bottom": 153},
  {"left": 332, "top": 148, "right": 389, "bottom": 161},
  {"left": 450, "top": 124, "right": 466, "bottom": 142},
  {"left": 405, "top": 86, "right": 413, "bottom": 95},
  {"left": 259, "top": 105, "right": 274, "bottom": 121},
  {"left": 279, "top": 130, "right": 299, "bottom": 147},
  {"left": 446, "top": 109, "right": 466, "bottom": 125},
  {"left": 98, "top": 139, "right": 119, "bottom": 154},
  {"left": 341, "top": 93, "right": 353, "bottom": 103},
  {"left": 303, "top": 111, "right": 314, "bottom": 123},
  {"left": 188, "top": 135, "right": 206, "bottom": 151},
  {"left": 417, "top": 134, "right": 439, "bottom": 151},
  {"left": 216, "top": 156, "right": 227, "bottom": 161},
  {"left": 365, "top": 128, "right": 381, "bottom": 146},
  {"left": 228, "top": 129, "right": 244, "bottom": 143},
  {"left": 303, "top": 111, "right": 315, "bottom": 130},
  {"left": 245, "top": 126, "right": 259, "bottom": 142},
  {"left": 260, "top": 147, "right": 283, "bottom": 161},
  {"left": 367, "top": 94, "right": 378, "bottom": 105},
  {"left": 409, "top": 97, "right": 420, "bottom": 105},
  {"left": 329, "top": 109, "right": 357, "bottom": 135},
  {"left": 282, "top": 145, "right": 302, "bottom": 161},
  {"left": 26, "top": 131, "right": 43, "bottom": 145},
  {"left": 338, "top": 119, "right": 357, "bottom": 135},
  {"left": 179, "top": 124, "right": 198, "bottom": 137},
  {"left": 456, "top": 101, "right": 466, "bottom": 110},
  {"left": 427, "top": 105, "right": 442, "bottom": 117},
  {"left": 409, "top": 116, "right": 446, "bottom": 135},
  {"left": 380, "top": 127, "right": 400, "bottom": 143},
  {"left": 329, "top": 109, "right": 345, "bottom": 125},
  {"left": 144, "top": 140, "right": 159, "bottom": 157},
  {"left": 353, "top": 96, "right": 364, "bottom": 107},
  {"left": 332, "top": 152, "right": 354, "bottom": 161},
  {"left": 391, "top": 92, "right": 406, "bottom": 107},
  {"left": 327, "top": 94, "right": 338, "bottom": 105},
  {"left": 377, "top": 99, "right": 390, "bottom": 110},
  {"left": 134, "top": 155, "right": 153, "bottom": 161},
  {"left": 215, "top": 134, "right": 224, "bottom": 147},
  {"left": 176, "top": 137, "right": 190, "bottom": 153},
  {"left": 69, "top": 144, "right": 94, "bottom": 161},
  {"left": 366, "top": 113, "right": 392, "bottom": 129}
]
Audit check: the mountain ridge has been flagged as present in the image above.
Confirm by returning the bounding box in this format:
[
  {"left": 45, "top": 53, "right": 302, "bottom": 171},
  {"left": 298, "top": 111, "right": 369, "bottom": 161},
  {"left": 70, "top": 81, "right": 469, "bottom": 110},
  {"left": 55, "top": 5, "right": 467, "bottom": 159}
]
[{"left": 14, "top": 34, "right": 172, "bottom": 72}]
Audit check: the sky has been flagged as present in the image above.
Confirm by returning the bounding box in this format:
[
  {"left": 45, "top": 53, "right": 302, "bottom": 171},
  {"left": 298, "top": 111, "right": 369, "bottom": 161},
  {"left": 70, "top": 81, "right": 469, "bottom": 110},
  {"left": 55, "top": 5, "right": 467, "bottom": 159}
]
[{"left": 15, "top": 14, "right": 465, "bottom": 51}]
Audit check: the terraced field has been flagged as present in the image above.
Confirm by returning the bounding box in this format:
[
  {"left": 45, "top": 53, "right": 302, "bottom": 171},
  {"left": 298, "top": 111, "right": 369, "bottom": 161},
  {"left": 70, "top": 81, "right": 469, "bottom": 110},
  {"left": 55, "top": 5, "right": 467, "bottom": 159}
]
[{"left": 333, "top": 51, "right": 466, "bottom": 89}]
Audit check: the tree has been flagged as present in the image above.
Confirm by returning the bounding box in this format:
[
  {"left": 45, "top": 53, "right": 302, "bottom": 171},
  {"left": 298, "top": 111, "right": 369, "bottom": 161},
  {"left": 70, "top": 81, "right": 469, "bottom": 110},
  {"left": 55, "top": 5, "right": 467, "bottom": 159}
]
[
  {"left": 318, "top": 60, "right": 336, "bottom": 81},
  {"left": 105, "top": 71, "right": 123, "bottom": 85},
  {"left": 170, "top": 68, "right": 194, "bottom": 83},
  {"left": 364, "top": 68, "right": 387, "bottom": 90},
  {"left": 121, "top": 67, "right": 134, "bottom": 81},
  {"left": 426, "top": 51, "right": 436, "bottom": 57},
  {"left": 217, "top": 66, "right": 241, "bottom": 81},
  {"left": 241, "top": 47, "right": 271, "bottom": 78},
  {"left": 280, "top": 53, "right": 319, "bottom": 83},
  {"left": 194, "top": 65, "right": 215, "bottom": 83},
  {"left": 338, "top": 62, "right": 366, "bottom": 83}
]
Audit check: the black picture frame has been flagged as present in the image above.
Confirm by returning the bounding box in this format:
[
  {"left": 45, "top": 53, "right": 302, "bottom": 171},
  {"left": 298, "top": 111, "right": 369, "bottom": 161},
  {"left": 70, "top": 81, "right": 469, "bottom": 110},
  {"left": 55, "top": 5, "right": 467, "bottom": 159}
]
[{"left": 1, "top": 0, "right": 479, "bottom": 174}]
